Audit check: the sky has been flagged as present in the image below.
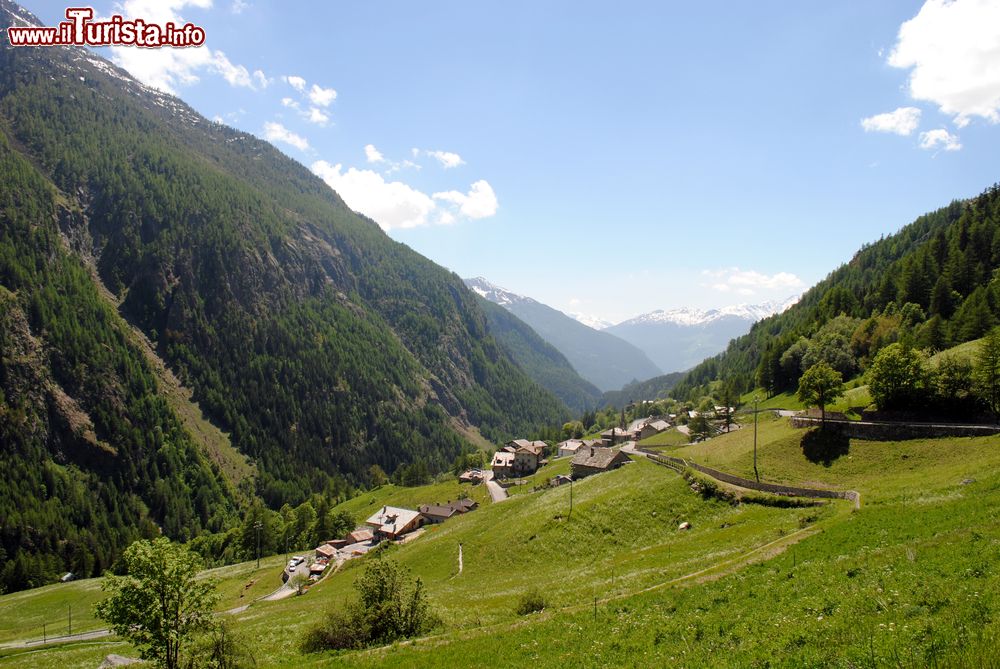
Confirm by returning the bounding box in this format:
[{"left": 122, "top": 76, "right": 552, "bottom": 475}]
[{"left": 21, "top": 0, "right": 1000, "bottom": 325}]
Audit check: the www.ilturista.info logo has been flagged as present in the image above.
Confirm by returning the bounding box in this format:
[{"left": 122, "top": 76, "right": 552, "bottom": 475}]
[{"left": 6, "top": 7, "right": 206, "bottom": 48}]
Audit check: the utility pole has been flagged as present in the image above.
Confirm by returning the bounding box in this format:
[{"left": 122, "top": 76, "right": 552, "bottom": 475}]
[
  {"left": 753, "top": 394, "right": 760, "bottom": 483},
  {"left": 568, "top": 477, "right": 573, "bottom": 520},
  {"left": 254, "top": 519, "right": 263, "bottom": 569}
]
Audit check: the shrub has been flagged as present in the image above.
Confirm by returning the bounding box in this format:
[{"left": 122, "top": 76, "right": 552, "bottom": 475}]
[
  {"left": 301, "top": 558, "right": 437, "bottom": 652},
  {"left": 515, "top": 588, "right": 547, "bottom": 615}
]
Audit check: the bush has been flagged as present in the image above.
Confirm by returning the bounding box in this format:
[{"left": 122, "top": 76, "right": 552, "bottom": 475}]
[
  {"left": 515, "top": 588, "right": 547, "bottom": 615},
  {"left": 301, "top": 558, "right": 437, "bottom": 652},
  {"left": 183, "top": 622, "right": 257, "bottom": 669}
]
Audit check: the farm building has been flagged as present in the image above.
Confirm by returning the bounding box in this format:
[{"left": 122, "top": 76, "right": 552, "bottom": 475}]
[
  {"left": 365, "top": 506, "right": 423, "bottom": 540},
  {"left": 571, "top": 445, "right": 632, "bottom": 479}
]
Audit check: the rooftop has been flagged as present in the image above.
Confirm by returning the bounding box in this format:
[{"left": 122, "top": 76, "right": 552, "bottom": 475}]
[
  {"left": 571, "top": 445, "right": 631, "bottom": 470},
  {"left": 365, "top": 506, "right": 422, "bottom": 535}
]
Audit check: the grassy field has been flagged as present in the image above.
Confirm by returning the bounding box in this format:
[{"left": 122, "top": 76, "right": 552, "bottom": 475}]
[
  {"left": 671, "top": 414, "right": 1000, "bottom": 504},
  {"left": 7, "top": 415, "right": 1000, "bottom": 667},
  {"left": 739, "top": 383, "right": 872, "bottom": 418},
  {"left": 638, "top": 427, "right": 690, "bottom": 450},
  {"left": 0, "top": 553, "right": 291, "bottom": 649},
  {"left": 505, "top": 456, "right": 572, "bottom": 496}
]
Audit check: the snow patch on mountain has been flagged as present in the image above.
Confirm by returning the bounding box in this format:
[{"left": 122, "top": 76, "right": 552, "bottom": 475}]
[
  {"left": 568, "top": 312, "right": 613, "bottom": 330},
  {"left": 465, "top": 277, "right": 533, "bottom": 308},
  {"left": 616, "top": 295, "right": 800, "bottom": 328}
]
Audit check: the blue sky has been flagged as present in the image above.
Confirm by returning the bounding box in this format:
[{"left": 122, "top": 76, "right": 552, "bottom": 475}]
[{"left": 24, "top": 0, "right": 1000, "bottom": 324}]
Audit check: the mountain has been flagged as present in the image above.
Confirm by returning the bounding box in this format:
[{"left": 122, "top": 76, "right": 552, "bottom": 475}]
[
  {"left": 671, "top": 186, "right": 1000, "bottom": 401},
  {"left": 464, "top": 277, "right": 661, "bottom": 391},
  {"left": 0, "top": 1, "right": 567, "bottom": 590},
  {"left": 567, "top": 312, "right": 614, "bottom": 330},
  {"left": 604, "top": 298, "right": 798, "bottom": 373},
  {"left": 473, "top": 297, "right": 602, "bottom": 412}
]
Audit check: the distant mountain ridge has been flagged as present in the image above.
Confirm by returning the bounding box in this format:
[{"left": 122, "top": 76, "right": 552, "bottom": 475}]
[
  {"left": 464, "top": 277, "right": 662, "bottom": 392},
  {"left": 472, "top": 296, "right": 603, "bottom": 413},
  {"left": 603, "top": 297, "right": 799, "bottom": 373},
  {"left": 612, "top": 298, "right": 800, "bottom": 329}
]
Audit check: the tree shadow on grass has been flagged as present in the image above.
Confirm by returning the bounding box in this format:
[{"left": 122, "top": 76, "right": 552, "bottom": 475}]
[{"left": 800, "top": 427, "right": 850, "bottom": 467}]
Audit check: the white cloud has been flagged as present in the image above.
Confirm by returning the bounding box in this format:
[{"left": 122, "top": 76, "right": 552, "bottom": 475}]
[
  {"left": 888, "top": 0, "right": 1000, "bottom": 126},
  {"left": 308, "top": 84, "right": 338, "bottom": 107},
  {"left": 312, "top": 160, "right": 436, "bottom": 230},
  {"left": 919, "top": 128, "right": 962, "bottom": 151},
  {"left": 211, "top": 51, "right": 254, "bottom": 88},
  {"left": 433, "top": 180, "right": 499, "bottom": 219},
  {"left": 263, "top": 122, "right": 309, "bottom": 151},
  {"left": 364, "top": 144, "right": 385, "bottom": 163},
  {"left": 861, "top": 107, "right": 921, "bottom": 135},
  {"left": 306, "top": 107, "right": 329, "bottom": 126},
  {"left": 425, "top": 149, "right": 465, "bottom": 169},
  {"left": 701, "top": 268, "right": 804, "bottom": 295},
  {"left": 311, "top": 153, "right": 498, "bottom": 230},
  {"left": 105, "top": 1, "right": 267, "bottom": 95},
  {"left": 280, "top": 97, "right": 298, "bottom": 109},
  {"left": 285, "top": 75, "right": 306, "bottom": 92},
  {"left": 231, "top": 0, "right": 249, "bottom": 12}
]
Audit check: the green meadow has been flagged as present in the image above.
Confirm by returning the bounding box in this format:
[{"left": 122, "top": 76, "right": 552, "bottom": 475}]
[{"left": 4, "top": 416, "right": 1000, "bottom": 667}]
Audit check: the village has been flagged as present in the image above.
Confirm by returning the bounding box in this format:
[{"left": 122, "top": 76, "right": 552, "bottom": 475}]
[{"left": 285, "top": 415, "right": 679, "bottom": 589}]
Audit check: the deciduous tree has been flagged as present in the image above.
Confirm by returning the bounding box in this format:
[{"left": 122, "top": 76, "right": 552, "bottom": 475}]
[
  {"left": 797, "top": 362, "right": 845, "bottom": 428},
  {"left": 95, "top": 538, "right": 218, "bottom": 669}
]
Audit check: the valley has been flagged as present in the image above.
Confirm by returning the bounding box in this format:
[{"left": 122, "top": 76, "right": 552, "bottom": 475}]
[
  {"left": 3, "top": 412, "right": 1000, "bottom": 667},
  {"left": 2, "top": 0, "right": 1000, "bottom": 666}
]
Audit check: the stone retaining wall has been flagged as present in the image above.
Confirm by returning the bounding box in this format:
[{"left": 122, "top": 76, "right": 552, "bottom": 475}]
[
  {"left": 790, "top": 416, "right": 1000, "bottom": 441},
  {"left": 646, "top": 453, "right": 860, "bottom": 509}
]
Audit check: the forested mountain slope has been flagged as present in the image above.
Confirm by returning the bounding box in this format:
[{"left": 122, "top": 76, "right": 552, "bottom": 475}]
[
  {"left": 0, "top": 128, "right": 235, "bottom": 591},
  {"left": 474, "top": 296, "right": 602, "bottom": 412},
  {"left": 672, "top": 188, "right": 1000, "bottom": 399},
  {"left": 0, "top": 1, "right": 566, "bottom": 589},
  {"left": 600, "top": 371, "right": 686, "bottom": 408}
]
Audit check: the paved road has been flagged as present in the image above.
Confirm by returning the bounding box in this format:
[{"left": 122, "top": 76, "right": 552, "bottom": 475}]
[
  {"left": 484, "top": 470, "right": 508, "bottom": 503},
  {"left": 0, "top": 628, "right": 111, "bottom": 649},
  {"left": 620, "top": 440, "right": 641, "bottom": 456}
]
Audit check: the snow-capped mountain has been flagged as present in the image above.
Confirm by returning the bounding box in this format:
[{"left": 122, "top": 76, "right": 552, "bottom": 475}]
[
  {"left": 466, "top": 277, "right": 530, "bottom": 308},
  {"left": 463, "top": 278, "right": 661, "bottom": 391},
  {"left": 567, "top": 312, "right": 614, "bottom": 330},
  {"left": 617, "top": 296, "right": 800, "bottom": 329},
  {"left": 604, "top": 296, "right": 800, "bottom": 374}
]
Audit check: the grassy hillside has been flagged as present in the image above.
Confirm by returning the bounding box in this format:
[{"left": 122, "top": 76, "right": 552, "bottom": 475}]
[{"left": 6, "top": 418, "right": 1000, "bottom": 667}]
